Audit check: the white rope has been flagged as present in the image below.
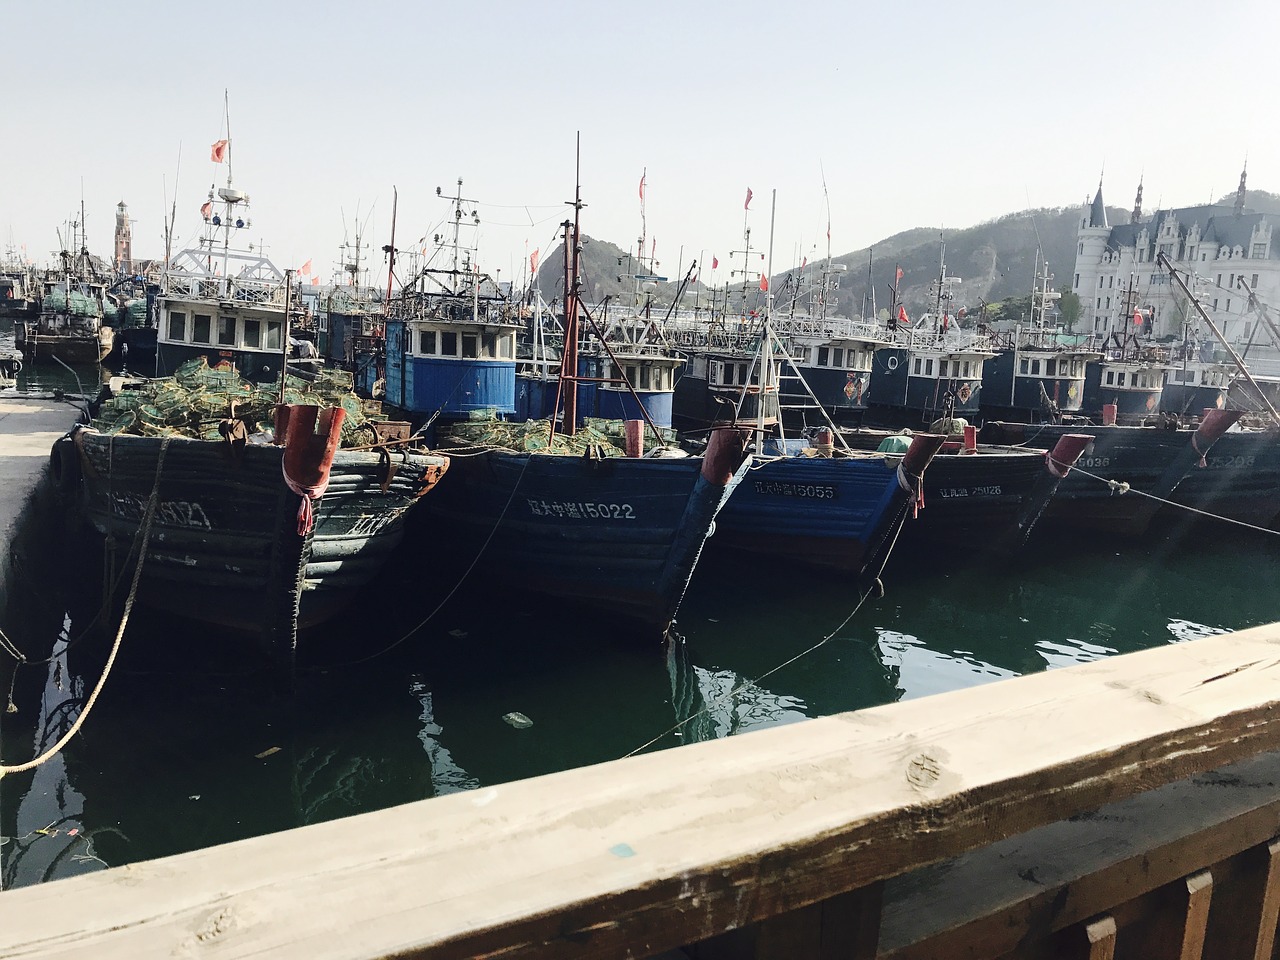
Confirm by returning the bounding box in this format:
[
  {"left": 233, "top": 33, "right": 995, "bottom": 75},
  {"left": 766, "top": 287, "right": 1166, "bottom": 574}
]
[{"left": 1057, "top": 458, "right": 1280, "bottom": 538}]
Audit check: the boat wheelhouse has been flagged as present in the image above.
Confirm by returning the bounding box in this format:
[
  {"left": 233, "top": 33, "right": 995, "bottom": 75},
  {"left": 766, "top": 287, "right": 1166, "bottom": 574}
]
[
  {"left": 382, "top": 180, "right": 519, "bottom": 425},
  {"left": 0, "top": 266, "right": 39, "bottom": 320},
  {"left": 1161, "top": 356, "right": 1231, "bottom": 416},
  {"left": 866, "top": 328, "right": 995, "bottom": 426},
  {"left": 980, "top": 331, "right": 1100, "bottom": 422},
  {"left": 583, "top": 314, "right": 682, "bottom": 428},
  {"left": 779, "top": 315, "right": 886, "bottom": 425},
  {"left": 1082, "top": 357, "right": 1169, "bottom": 422}
]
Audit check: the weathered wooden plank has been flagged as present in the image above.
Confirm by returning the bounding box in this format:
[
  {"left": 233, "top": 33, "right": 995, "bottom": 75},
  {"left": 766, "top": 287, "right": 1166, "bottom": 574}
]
[
  {"left": 1084, "top": 916, "right": 1117, "bottom": 960},
  {"left": 6, "top": 626, "right": 1280, "bottom": 959},
  {"left": 751, "top": 883, "right": 882, "bottom": 960},
  {"left": 879, "top": 752, "right": 1280, "bottom": 958},
  {"left": 1204, "top": 837, "right": 1280, "bottom": 960}
]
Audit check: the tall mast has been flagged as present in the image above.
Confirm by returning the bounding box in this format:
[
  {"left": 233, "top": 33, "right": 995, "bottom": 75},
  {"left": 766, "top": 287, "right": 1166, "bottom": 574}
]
[
  {"left": 384, "top": 187, "right": 398, "bottom": 302},
  {"left": 558, "top": 137, "right": 585, "bottom": 437}
]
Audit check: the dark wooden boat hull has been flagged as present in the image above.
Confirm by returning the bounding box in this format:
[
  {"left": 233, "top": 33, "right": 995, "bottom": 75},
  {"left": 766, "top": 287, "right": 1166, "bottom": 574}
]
[
  {"left": 422, "top": 443, "right": 749, "bottom": 633},
  {"left": 70, "top": 430, "right": 448, "bottom": 635},
  {"left": 981, "top": 421, "right": 1280, "bottom": 531},
  {"left": 16, "top": 325, "right": 113, "bottom": 364}
]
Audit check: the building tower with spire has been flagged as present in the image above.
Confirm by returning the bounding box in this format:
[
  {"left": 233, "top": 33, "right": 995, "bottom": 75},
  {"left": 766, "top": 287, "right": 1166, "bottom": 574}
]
[
  {"left": 1072, "top": 178, "right": 1112, "bottom": 332},
  {"left": 1132, "top": 177, "right": 1144, "bottom": 223},
  {"left": 1234, "top": 161, "right": 1248, "bottom": 216},
  {"left": 114, "top": 201, "right": 132, "bottom": 274}
]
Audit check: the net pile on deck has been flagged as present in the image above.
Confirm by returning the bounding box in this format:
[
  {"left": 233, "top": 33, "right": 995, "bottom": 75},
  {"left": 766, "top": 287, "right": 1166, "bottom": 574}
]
[
  {"left": 90, "top": 357, "right": 391, "bottom": 447},
  {"left": 43, "top": 288, "right": 103, "bottom": 317},
  {"left": 443, "top": 415, "right": 678, "bottom": 455}
]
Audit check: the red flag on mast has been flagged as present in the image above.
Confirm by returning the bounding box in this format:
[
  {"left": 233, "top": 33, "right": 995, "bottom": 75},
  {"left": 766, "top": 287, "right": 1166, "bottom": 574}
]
[
  {"left": 898, "top": 305, "right": 910, "bottom": 324},
  {"left": 712, "top": 256, "right": 719, "bottom": 269},
  {"left": 744, "top": 187, "right": 753, "bottom": 210},
  {"left": 210, "top": 139, "right": 229, "bottom": 163},
  {"left": 759, "top": 273, "right": 769, "bottom": 292},
  {"left": 200, "top": 201, "right": 212, "bottom": 220},
  {"left": 638, "top": 172, "right": 646, "bottom": 201},
  {"left": 530, "top": 248, "right": 540, "bottom": 275},
  {"left": 895, "top": 266, "right": 904, "bottom": 282}
]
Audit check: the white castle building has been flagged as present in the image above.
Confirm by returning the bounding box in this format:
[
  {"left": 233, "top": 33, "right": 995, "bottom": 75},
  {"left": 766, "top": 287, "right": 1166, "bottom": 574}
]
[{"left": 1071, "top": 167, "right": 1280, "bottom": 366}]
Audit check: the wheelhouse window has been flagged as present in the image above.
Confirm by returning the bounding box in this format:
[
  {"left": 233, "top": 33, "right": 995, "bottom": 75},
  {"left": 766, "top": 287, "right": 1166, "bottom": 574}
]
[
  {"left": 168, "top": 311, "right": 186, "bottom": 341},
  {"left": 925, "top": 358, "right": 934, "bottom": 376},
  {"left": 913, "top": 358, "right": 922, "bottom": 375},
  {"left": 461, "top": 334, "right": 478, "bottom": 359},
  {"left": 818, "top": 347, "right": 830, "bottom": 367},
  {"left": 441, "top": 332, "right": 458, "bottom": 356},
  {"left": 1019, "top": 357, "right": 1029, "bottom": 375},
  {"left": 217, "top": 316, "right": 236, "bottom": 346},
  {"left": 1046, "top": 358, "right": 1057, "bottom": 377},
  {"left": 481, "top": 332, "right": 497, "bottom": 358},
  {"left": 243, "top": 319, "right": 261, "bottom": 348},
  {"left": 499, "top": 334, "right": 514, "bottom": 359},
  {"left": 832, "top": 348, "right": 844, "bottom": 367},
  {"left": 1106, "top": 371, "right": 1115, "bottom": 385},
  {"left": 419, "top": 330, "right": 436, "bottom": 354},
  {"left": 192, "top": 313, "right": 212, "bottom": 344},
  {"left": 265, "top": 320, "right": 283, "bottom": 351},
  {"left": 638, "top": 366, "right": 651, "bottom": 390}
]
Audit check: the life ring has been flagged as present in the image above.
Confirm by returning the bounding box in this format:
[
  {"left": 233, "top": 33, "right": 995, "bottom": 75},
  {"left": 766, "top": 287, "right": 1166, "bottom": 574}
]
[{"left": 886, "top": 355, "right": 899, "bottom": 371}]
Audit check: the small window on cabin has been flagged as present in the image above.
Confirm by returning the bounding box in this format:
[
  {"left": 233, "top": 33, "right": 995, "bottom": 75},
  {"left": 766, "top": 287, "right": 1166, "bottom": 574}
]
[
  {"left": 925, "top": 358, "right": 934, "bottom": 376},
  {"left": 500, "top": 334, "right": 514, "bottom": 359},
  {"left": 1046, "top": 358, "right": 1056, "bottom": 377},
  {"left": 482, "top": 333, "right": 497, "bottom": 358},
  {"left": 639, "top": 366, "right": 651, "bottom": 389},
  {"left": 1031, "top": 359, "right": 1041, "bottom": 375},
  {"left": 243, "top": 318, "right": 261, "bottom": 348},
  {"left": 420, "top": 330, "right": 436, "bottom": 354},
  {"left": 738, "top": 364, "right": 750, "bottom": 385},
  {"left": 832, "top": 348, "right": 844, "bottom": 367},
  {"left": 626, "top": 365, "right": 638, "bottom": 386},
  {"left": 913, "top": 358, "right": 922, "bottom": 374},
  {"left": 217, "top": 316, "right": 236, "bottom": 346},
  {"left": 1117, "top": 372, "right": 1127, "bottom": 386},
  {"left": 168, "top": 311, "right": 186, "bottom": 341},
  {"left": 1106, "top": 371, "right": 1115, "bottom": 385},
  {"left": 265, "top": 321, "right": 283, "bottom": 350},
  {"left": 1019, "top": 357, "right": 1029, "bottom": 375},
  {"left": 462, "top": 334, "right": 478, "bottom": 359},
  {"left": 818, "top": 346, "right": 830, "bottom": 366},
  {"left": 192, "top": 314, "right": 212, "bottom": 344},
  {"left": 441, "top": 332, "right": 458, "bottom": 356}
]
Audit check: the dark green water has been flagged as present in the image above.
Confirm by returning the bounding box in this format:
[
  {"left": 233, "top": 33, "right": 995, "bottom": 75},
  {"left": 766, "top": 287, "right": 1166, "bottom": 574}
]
[{"left": 2, "top": 356, "right": 1279, "bottom": 890}]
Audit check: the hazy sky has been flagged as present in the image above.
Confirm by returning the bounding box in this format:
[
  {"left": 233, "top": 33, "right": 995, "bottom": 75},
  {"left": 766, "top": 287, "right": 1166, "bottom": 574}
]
[{"left": 7, "top": 0, "right": 1278, "bottom": 291}]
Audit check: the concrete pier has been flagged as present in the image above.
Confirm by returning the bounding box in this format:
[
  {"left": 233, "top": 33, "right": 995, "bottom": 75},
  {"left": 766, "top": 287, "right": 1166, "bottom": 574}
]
[{"left": 0, "top": 395, "right": 79, "bottom": 544}]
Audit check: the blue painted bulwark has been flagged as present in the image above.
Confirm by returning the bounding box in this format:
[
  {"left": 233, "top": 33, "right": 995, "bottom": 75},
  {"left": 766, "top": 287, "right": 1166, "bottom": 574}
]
[{"left": 425, "top": 429, "right": 750, "bottom": 633}]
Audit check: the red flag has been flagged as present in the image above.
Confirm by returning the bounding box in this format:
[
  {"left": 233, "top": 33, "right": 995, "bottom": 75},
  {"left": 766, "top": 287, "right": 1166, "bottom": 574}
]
[
  {"left": 638, "top": 172, "right": 645, "bottom": 201},
  {"left": 298, "top": 259, "right": 312, "bottom": 276},
  {"left": 895, "top": 266, "right": 904, "bottom": 282},
  {"left": 530, "top": 248, "right": 540, "bottom": 275},
  {"left": 898, "top": 305, "right": 910, "bottom": 324},
  {"left": 801, "top": 256, "right": 807, "bottom": 269},
  {"left": 210, "top": 139, "right": 229, "bottom": 163},
  {"left": 1133, "top": 309, "right": 1143, "bottom": 326},
  {"left": 712, "top": 256, "right": 719, "bottom": 269},
  {"left": 744, "top": 187, "right": 753, "bottom": 210},
  {"left": 200, "top": 201, "right": 212, "bottom": 220},
  {"left": 759, "top": 273, "right": 769, "bottom": 292}
]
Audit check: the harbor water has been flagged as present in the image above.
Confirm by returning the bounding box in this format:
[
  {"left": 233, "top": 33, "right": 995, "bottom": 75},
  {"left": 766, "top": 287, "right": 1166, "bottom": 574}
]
[{"left": 3, "top": 355, "right": 1280, "bottom": 890}]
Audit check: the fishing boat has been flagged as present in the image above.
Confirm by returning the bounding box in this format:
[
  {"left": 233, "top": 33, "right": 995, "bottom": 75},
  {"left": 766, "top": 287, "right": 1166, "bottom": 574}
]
[
  {"left": 979, "top": 410, "right": 1275, "bottom": 533},
  {"left": 0, "top": 255, "right": 40, "bottom": 322},
  {"left": 840, "top": 425, "right": 1093, "bottom": 552},
  {"left": 687, "top": 192, "right": 947, "bottom": 582},
  {"left": 422, "top": 166, "right": 750, "bottom": 635},
  {"left": 54, "top": 357, "right": 448, "bottom": 680},
  {"left": 17, "top": 267, "right": 114, "bottom": 364},
  {"left": 980, "top": 259, "right": 1101, "bottom": 423}
]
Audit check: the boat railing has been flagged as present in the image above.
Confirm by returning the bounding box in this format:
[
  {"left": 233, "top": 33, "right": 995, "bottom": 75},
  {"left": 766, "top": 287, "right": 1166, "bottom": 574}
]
[{"left": 8, "top": 625, "right": 1280, "bottom": 958}]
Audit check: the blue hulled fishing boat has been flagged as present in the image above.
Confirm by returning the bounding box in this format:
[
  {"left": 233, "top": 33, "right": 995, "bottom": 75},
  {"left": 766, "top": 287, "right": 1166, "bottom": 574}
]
[{"left": 425, "top": 171, "right": 749, "bottom": 633}]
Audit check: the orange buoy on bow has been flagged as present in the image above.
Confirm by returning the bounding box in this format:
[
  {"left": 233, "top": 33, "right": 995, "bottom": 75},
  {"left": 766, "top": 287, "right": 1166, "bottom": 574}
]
[{"left": 274, "top": 404, "right": 346, "bottom": 535}]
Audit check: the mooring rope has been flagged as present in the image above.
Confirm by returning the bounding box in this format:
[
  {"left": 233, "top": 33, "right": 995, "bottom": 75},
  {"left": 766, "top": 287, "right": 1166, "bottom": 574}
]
[
  {"left": 1049, "top": 455, "right": 1280, "bottom": 538},
  {"left": 0, "top": 437, "right": 170, "bottom": 778},
  {"left": 621, "top": 581, "right": 879, "bottom": 759},
  {"left": 317, "top": 445, "right": 536, "bottom": 670}
]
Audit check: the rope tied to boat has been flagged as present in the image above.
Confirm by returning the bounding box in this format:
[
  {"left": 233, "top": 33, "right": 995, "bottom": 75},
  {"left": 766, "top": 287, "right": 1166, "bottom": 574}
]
[
  {"left": 275, "top": 404, "right": 345, "bottom": 536},
  {"left": 896, "top": 464, "right": 925, "bottom": 518},
  {"left": 0, "top": 436, "right": 171, "bottom": 779}
]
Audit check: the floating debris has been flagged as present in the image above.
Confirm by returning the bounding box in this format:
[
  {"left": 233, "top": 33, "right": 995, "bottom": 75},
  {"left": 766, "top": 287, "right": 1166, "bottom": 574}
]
[
  {"left": 254, "top": 747, "right": 281, "bottom": 759},
  {"left": 502, "top": 711, "right": 533, "bottom": 729},
  {"left": 447, "top": 628, "right": 468, "bottom": 639}
]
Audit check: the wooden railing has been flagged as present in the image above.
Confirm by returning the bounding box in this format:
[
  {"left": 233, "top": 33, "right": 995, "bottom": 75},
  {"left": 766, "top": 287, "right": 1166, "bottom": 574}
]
[{"left": 6, "top": 624, "right": 1280, "bottom": 958}]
